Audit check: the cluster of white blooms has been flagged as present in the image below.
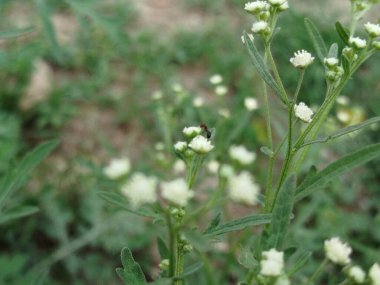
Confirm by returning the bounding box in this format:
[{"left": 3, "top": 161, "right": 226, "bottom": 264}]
[
  {"left": 189, "top": 135, "right": 214, "bottom": 154},
  {"left": 193, "top": 97, "right": 204, "bottom": 107},
  {"left": 348, "top": 266, "right": 366, "bottom": 283},
  {"left": 244, "top": 97, "right": 259, "bottom": 111},
  {"left": 260, "top": 248, "right": 284, "bottom": 276},
  {"left": 349, "top": 36, "right": 367, "bottom": 49},
  {"left": 369, "top": 263, "right": 380, "bottom": 285},
  {"left": 324, "top": 57, "right": 339, "bottom": 67},
  {"left": 215, "top": 85, "right": 228, "bottom": 96},
  {"left": 161, "top": 178, "right": 194, "bottom": 207},
  {"left": 174, "top": 141, "right": 187, "bottom": 152},
  {"left": 229, "top": 145, "right": 256, "bottom": 165},
  {"left": 207, "top": 160, "right": 220, "bottom": 174},
  {"left": 220, "top": 164, "right": 235, "bottom": 178},
  {"left": 268, "top": 0, "right": 286, "bottom": 5},
  {"left": 121, "top": 173, "right": 158, "bottom": 208},
  {"left": 228, "top": 171, "right": 260, "bottom": 205},
  {"left": 364, "top": 22, "right": 380, "bottom": 37},
  {"left": 290, "top": 50, "right": 315, "bottom": 68},
  {"left": 324, "top": 237, "right": 352, "bottom": 265},
  {"left": 244, "top": 1, "right": 269, "bottom": 13},
  {"left": 183, "top": 126, "right": 202, "bottom": 138},
  {"left": 252, "top": 21, "right": 269, "bottom": 34},
  {"left": 209, "top": 74, "right": 223, "bottom": 85},
  {"left": 173, "top": 159, "right": 186, "bottom": 174},
  {"left": 294, "top": 102, "right": 314, "bottom": 123},
  {"left": 104, "top": 158, "right": 131, "bottom": 179}
]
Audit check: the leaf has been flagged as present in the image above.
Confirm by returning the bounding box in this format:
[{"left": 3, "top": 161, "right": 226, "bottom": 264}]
[
  {"left": 0, "top": 140, "right": 59, "bottom": 210},
  {"left": 342, "top": 55, "right": 350, "bottom": 74},
  {"left": 243, "top": 32, "right": 286, "bottom": 104},
  {"left": 327, "top": 43, "right": 339, "bottom": 59},
  {"left": 0, "top": 206, "right": 39, "bottom": 225},
  {"left": 335, "top": 21, "right": 349, "bottom": 45},
  {"left": 296, "top": 143, "right": 380, "bottom": 201},
  {"left": 157, "top": 237, "right": 169, "bottom": 260},
  {"left": 204, "top": 212, "right": 221, "bottom": 233},
  {"left": 98, "top": 191, "right": 161, "bottom": 219},
  {"left": 116, "top": 247, "right": 147, "bottom": 285},
  {"left": 203, "top": 213, "right": 271, "bottom": 237},
  {"left": 264, "top": 176, "right": 296, "bottom": 250},
  {"left": 304, "top": 18, "right": 328, "bottom": 63},
  {"left": 0, "top": 27, "right": 34, "bottom": 38},
  {"left": 288, "top": 251, "right": 312, "bottom": 277},
  {"left": 238, "top": 247, "right": 258, "bottom": 269}
]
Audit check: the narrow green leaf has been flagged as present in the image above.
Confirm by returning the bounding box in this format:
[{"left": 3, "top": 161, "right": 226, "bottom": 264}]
[
  {"left": 157, "top": 237, "right": 169, "bottom": 260},
  {"left": 243, "top": 32, "right": 286, "bottom": 104},
  {"left": 335, "top": 21, "right": 349, "bottom": 45},
  {"left": 342, "top": 55, "right": 350, "bottom": 74},
  {"left": 98, "top": 191, "right": 160, "bottom": 219},
  {"left": 203, "top": 213, "right": 271, "bottom": 237},
  {"left": 117, "top": 247, "right": 147, "bottom": 285},
  {"left": 304, "top": 18, "right": 328, "bottom": 63},
  {"left": 238, "top": 247, "right": 258, "bottom": 269},
  {"left": 299, "top": 117, "right": 380, "bottom": 149},
  {"left": 0, "top": 27, "right": 34, "bottom": 38},
  {"left": 296, "top": 143, "right": 380, "bottom": 201},
  {"left": 288, "top": 251, "right": 312, "bottom": 276},
  {"left": 328, "top": 43, "right": 339, "bottom": 59},
  {"left": 0, "top": 140, "right": 59, "bottom": 210},
  {"left": 0, "top": 206, "right": 39, "bottom": 225},
  {"left": 265, "top": 176, "right": 296, "bottom": 250},
  {"left": 204, "top": 212, "right": 221, "bottom": 233}
]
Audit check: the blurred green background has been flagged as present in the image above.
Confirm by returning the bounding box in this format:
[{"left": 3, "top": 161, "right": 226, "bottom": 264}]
[{"left": 0, "top": 0, "right": 379, "bottom": 284}]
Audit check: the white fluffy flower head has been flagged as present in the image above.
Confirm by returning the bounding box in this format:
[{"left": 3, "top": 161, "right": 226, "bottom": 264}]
[
  {"left": 220, "top": 164, "right": 234, "bottom": 178},
  {"left": 173, "top": 159, "right": 186, "bottom": 174},
  {"left": 229, "top": 145, "right": 256, "bottom": 165},
  {"left": 348, "top": 266, "right": 366, "bottom": 283},
  {"left": 349, "top": 36, "right": 367, "bottom": 49},
  {"left": 183, "top": 126, "right": 202, "bottom": 138},
  {"left": 161, "top": 178, "right": 194, "bottom": 207},
  {"left": 252, "top": 21, "right": 269, "bottom": 33},
  {"left": 209, "top": 74, "right": 223, "bottom": 85},
  {"left": 174, "top": 141, "right": 187, "bottom": 152},
  {"left": 369, "top": 263, "right": 380, "bottom": 285},
  {"left": 104, "top": 158, "right": 131, "bottom": 179},
  {"left": 121, "top": 173, "right": 157, "bottom": 208},
  {"left": 215, "top": 85, "right": 228, "bottom": 96},
  {"left": 290, "top": 50, "right": 315, "bottom": 68},
  {"left": 268, "top": 0, "right": 287, "bottom": 5},
  {"left": 244, "top": 97, "right": 259, "bottom": 111},
  {"left": 193, "top": 97, "right": 204, "bottom": 107},
  {"left": 189, "top": 135, "right": 214, "bottom": 154},
  {"left": 278, "top": 1, "right": 289, "bottom": 11},
  {"left": 324, "top": 57, "right": 339, "bottom": 67},
  {"left": 207, "top": 160, "right": 220, "bottom": 174},
  {"left": 294, "top": 102, "right": 314, "bottom": 123},
  {"left": 228, "top": 171, "right": 260, "bottom": 205},
  {"left": 244, "top": 1, "right": 269, "bottom": 13},
  {"left": 364, "top": 22, "right": 380, "bottom": 37},
  {"left": 260, "top": 248, "right": 284, "bottom": 276},
  {"left": 324, "top": 237, "right": 352, "bottom": 265}
]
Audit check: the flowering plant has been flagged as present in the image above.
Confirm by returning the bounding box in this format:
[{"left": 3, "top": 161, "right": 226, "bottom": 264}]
[{"left": 101, "top": 0, "right": 380, "bottom": 284}]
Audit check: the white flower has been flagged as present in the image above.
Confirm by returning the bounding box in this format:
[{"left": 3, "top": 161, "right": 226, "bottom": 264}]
[
  {"left": 251, "top": 21, "right": 269, "bottom": 33},
  {"left": 173, "top": 159, "right": 186, "bottom": 174},
  {"left": 348, "top": 266, "right": 366, "bottom": 283},
  {"left": 369, "top": 263, "right": 380, "bottom": 285},
  {"left": 337, "top": 96, "right": 350, "bottom": 106},
  {"left": 161, "top": 178, "right": 194, "bottom": 207},
  {"left": 268, "top": 0, "right": 287, "bottom": 5},
  {"left": 244, "top": 97, "right": 259, "bottom": 111},
  {"left": 241, "top": 33, "right": 254, "bottom": 44},
  {"left": 275, "top": 276, "right": 290, "bottom": 285},
  {"left": 189, "top": 135, "right": 214, "bottom": 154},
  {"left": 290, "top": 50, "right": 315, "bottom": 68},
  {"left": 220, "top": 164, "right": 234, "bottom": 178},
  {"left": 193, "top": 97, "right": 204, "bottom": 107},
  {"left": 364, "top": 22, "right": 380, "bottom": 37},
  {"left": 228, "top": 171, "right": 260, "bottom": 205},
  {"left": 209, "top": 74, "right": 223, "bottom": 85},
  {"left": 294, "top": 102, "right": 314, "bottom": 123},
  {"left": 174, "top": 141, "right": 187, "bottom": 152},
  {"left": 244, "top": 1, "right": 269, "bottom": 13},
  {"left": 121, "top": 173, "right": 157, "bottom": 207},
  {"left": 183, "top": 126, "right": 202, "bottom": 137},
  {"left": 324, "top": 57, "right": 339, "bottom": 67},
  {"left": 260, "top": 248, "right": 284, "bottom": 276},
  {"left": 172, "top": 83, "right": 183, "bottom": 93},
  {"left": 278, "top": 1, "right": 289, "bottom": 11},
  {"left": 215, "top": 85, "right": 228, "bottom": 96},
  {"left": 324, "top": 237, "right": 352, "bottom": 265},
  {"left": 104, "top": 158, "right": 131, "bottom": 179},
  {"left": 349, "top": 36, "right": 367, "bottom": 49},
  {"left": 207, "top": 160, "right": 220, "bottom": 173},
  {"left": 151, "top": 90, "right": 163, "bottom": 100},
  {"left": 337, "top": 110, "right": 351, "bottom": 123},
  {"left": 229, "top": 145, "right": 256, "bottom": 165}
]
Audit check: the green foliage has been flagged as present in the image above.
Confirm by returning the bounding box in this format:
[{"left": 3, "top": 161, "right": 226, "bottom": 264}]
[
  {"left": 304, "top": 18, "right": 328, "bottom": 63},
  {"left": 116, "top": 247, "right": 147, "bottom": 285}
]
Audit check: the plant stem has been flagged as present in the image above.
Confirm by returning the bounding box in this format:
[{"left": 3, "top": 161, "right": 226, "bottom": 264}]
[
  {"left": 167, "top": 213, "right": 176, "bottom": 277},
  {"left": 305, "top": 258, "right": 328, "bottom": 285},
  {"left": 187, "top": 155, "right": 204, "bottom": 189},
  {"left": 267, "top": 46, "right": 289, "bottom": 106},
  {"left": 174, "top": 235, "right": 184, "bottom": 285}
]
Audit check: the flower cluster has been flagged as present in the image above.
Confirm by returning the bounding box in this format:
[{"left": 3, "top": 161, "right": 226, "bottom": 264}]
[
  {"left": 294, "top": 102, "right": 314, "bottom": 123},
  {"left": 229, "top": 145, "right": 256, "bottom": 165},
  {"left": 228, "top": 171, "right": 260, "bottom": 205},
  {"left": 260, "top": 248, "right": 284, "bottom": 277},
  {"left": 103, "top": 157, "right": 131, "bottom": 179},
  {"left": 290, "top": 50, "right": 314, "bottom": 69},
  {"left": 209, "top": 74, "right": 228, "bottom": 96}
]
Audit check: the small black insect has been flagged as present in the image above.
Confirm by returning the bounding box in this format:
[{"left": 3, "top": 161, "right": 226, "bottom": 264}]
[{"left": 200, "top": 123, "right": 212, "bottom": 139}]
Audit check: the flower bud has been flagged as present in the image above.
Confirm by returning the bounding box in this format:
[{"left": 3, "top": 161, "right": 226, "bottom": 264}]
[
  {"left": 159, "top": 259, "right": 170, "bottom": 271},
  {"left": 174, "top": 141, "right": 187, "bottom": 153}
]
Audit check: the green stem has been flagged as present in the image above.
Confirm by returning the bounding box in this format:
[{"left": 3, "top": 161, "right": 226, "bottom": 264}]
[
  {"left": 187, "top": 155, "right": 204, "bottom": 189},
  {"left": 305, "top": 258, "right": 328, "bottom": 285},
  {"left": 167, "top": 213, "right": 176, "bottom": 277},
  {"left": 174, "top": 236, "right": 184, "bottom": 285}
]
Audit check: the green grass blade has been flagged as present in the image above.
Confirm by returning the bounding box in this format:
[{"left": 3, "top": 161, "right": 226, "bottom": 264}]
[
  {"left": 264, "top": 176, "right": 296, "bottom": 250},
  {"left": 304, "top": 18, "right": 328, "bottom": 63},
  {"left": 296, "top": 143, "right": 380, "bottom": 201}
]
